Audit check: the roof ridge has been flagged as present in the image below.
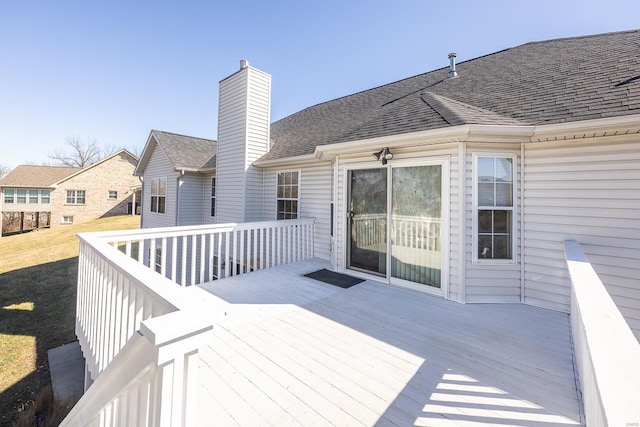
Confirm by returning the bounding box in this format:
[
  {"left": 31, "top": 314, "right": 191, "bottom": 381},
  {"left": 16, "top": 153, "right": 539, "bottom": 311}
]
[
  {"left": 152, "top": 129, "right": 216, "bottom": 142},
  {"left": 420, "top": 91, "right": 528, "bottom": 126}
]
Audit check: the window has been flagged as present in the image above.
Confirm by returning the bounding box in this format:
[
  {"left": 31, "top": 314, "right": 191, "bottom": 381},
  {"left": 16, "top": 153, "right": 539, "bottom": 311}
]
[
  {"left": 62, "top": 216, "right": 74, "bottom": 224},
  {"left": 29, "top": 190, "right": 39, "bottom": 204},
  {"left": 108, "top": 191, "right": 118, "bottom": 200},
  {"left": 150, "top": 178, "right": 166, "bottom": 213},
  {"left": 41, "top": 190, "right": 50, "bottom": 204},
  {"left": 210, "top": 177, "right": 216, "bottom": 217},
  {"left": 17, "top": 189, "right": 26, "bottom": 204},
  {"left": 155, "top": 248, "right": 162, "bottom": 273},
  {"left": 475, "top": 155, "right": 515, "bottom": 262},
  {"left": 4, "top": 189, "right": 14, "bottom": 203},
  {"left": 276, "top": 171, "right": 299, "bottom": 220},
  {"left": 66, "top": 190, "right": 86, "bottom": 205}
]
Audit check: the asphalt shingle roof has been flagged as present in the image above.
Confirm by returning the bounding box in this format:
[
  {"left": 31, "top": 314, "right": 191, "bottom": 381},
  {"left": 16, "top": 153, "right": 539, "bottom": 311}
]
[
  {"left": 0, "top": 165, "right": 82, "bottom": 187},
  {"left": 263, "top": 29, "right": 640, "bottom": 161},
  {"left": 152, "top": 130, "right": 217, "bottom": 170}
]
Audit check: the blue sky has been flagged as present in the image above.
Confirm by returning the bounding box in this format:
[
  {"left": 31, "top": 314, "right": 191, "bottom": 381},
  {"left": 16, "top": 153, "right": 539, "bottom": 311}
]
[{"left": 1, "top": 0, "right": 638, "bottom": 169}]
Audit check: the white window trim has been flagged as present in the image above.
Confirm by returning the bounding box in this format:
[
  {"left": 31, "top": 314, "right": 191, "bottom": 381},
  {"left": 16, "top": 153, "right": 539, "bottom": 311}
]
[
  {"left": 66, "top": 189, "right": 86, "bottom": 205},
  {"left": 472, "top": 152, "right": 517, "bottom": 265},
  {"left": 61, "top": 215, "right": 74, "bottom": 224},
  {"left": 150, "top": 177, "right": 167, "bottom": 214},
  {"left": 275, "top": 170, "right": 301, "bottom": 220},
  {"left": 210, "top": 176, "right": 216, "bottom": 217},
  {"left": 108, "top": 190, "right": 118, "bottom": 200}
]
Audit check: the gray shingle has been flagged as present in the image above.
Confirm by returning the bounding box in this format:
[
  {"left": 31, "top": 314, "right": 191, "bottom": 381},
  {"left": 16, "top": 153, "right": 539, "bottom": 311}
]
[
  {"left": 152, "top": 130, "right": 216, "bottom": 170},
  {"left": 263, "top": 29, "right": 640, "bottom": 161}
]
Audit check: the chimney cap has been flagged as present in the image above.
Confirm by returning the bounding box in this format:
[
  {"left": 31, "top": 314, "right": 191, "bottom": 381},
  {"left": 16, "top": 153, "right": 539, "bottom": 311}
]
[
  {"left": 240, "top": 59, "right": 249, "bottom": 69},
  {"left": 448, "top": 52, "right": 457, "bottom": 58}
]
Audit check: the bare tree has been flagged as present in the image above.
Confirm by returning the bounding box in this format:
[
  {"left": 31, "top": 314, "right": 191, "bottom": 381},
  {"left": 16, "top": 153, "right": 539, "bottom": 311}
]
[
  {"left": 0, "top": 164, "right": 9, "bottom": 178},
  {"left": 50, "top": 136, "right": 103, "bottom": 167}
]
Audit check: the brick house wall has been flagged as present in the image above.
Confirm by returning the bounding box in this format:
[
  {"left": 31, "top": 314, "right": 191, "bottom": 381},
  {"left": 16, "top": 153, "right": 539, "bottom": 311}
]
[{"left": 51, "top": 151, "right": 141, "bottom": 227}]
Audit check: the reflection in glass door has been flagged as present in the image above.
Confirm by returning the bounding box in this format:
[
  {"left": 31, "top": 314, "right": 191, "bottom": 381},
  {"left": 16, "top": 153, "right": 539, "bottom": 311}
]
[
  {"left": 348, "top": 169, "right": 387, "bottom": 275},
  {"left": 347, "top": 163, "right": 443, "bottom": 290},
  {"left": 390, "top": 165, "right": 442, "bottom": 288}
]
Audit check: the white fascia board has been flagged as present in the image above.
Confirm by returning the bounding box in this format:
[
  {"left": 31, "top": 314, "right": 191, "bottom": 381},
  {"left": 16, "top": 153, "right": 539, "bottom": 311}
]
[
  {"left": 253, "top": 154, "right": 320, "bottom": 168},
  {"left": 530, "top": 113, "right": 640, "bottom": 141},
  {"left": 314, "top": 125, "right": 472, "bottom": 161},
  {"left": 134, "top": 131, "right": 159, "bottom": 176}
]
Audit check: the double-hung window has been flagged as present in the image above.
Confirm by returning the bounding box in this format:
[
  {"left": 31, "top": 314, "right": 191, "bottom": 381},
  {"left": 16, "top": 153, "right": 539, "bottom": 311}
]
[
  {"left": 17, "top": 189, "right": 27, "bottom": 204},
  {"left": 276, "top": 171, "right": 299, "bottom": 220},
  {"left": 66, "top": 190, "right": 86, "bottom": 205},
  {"left": 108, "top": 190, "right": 118, "bottom": 200},
  {"left": 29, "top": 190, "right": 39, "bottom": 203},
  {"left": 210, "top": 177, "right": 216, "bottom": 217},
  {"left": 41, "top": 190, "right": 50, "bottom": 204},
  {"left": 474, "top": 154, "right": 515, "bottom": 262},
  {"left": 4, "top": 189, "right": 14, "bottom": 203},
  {"left": 150, "top": 178, "right": 166, "bottom": 214}
]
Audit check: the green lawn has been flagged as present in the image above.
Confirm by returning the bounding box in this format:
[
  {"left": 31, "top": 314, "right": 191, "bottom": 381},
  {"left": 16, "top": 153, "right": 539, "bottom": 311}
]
[{"left": 0, "top": 215, "right": 140, "bottom": 425}]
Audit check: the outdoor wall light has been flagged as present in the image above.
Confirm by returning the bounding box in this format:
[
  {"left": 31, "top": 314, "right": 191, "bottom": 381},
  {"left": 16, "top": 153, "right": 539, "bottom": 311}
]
[{"left": 373, "top": 147, "right": 394, "bottom": 165}]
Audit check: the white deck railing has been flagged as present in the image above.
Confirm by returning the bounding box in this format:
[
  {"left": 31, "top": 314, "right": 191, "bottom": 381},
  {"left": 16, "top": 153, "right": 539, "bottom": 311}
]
[
  {"left": 64, "top": 219, "right": 315, "bottom": 425},
  {"left": 100, "top": 218, "right": 315, "bottom": 286},
  {"left": 563, "top": 240, "right": 640, "bottom": 427},
  {"left": 352, "top": 214, "right": 441, "bottom": 250}
]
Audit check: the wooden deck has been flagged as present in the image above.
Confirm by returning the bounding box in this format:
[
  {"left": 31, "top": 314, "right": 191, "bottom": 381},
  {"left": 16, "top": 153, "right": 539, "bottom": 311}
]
[{"left": 195, "top": 259, "right": 583, "bottom": 426}]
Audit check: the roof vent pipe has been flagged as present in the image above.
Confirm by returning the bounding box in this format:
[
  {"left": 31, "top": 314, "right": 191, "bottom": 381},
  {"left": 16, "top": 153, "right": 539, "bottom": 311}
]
[
  {"left": 448, "top": 53, "right": 458, "bottom": 78},
  {"left": 240, "top": 59, "right": 249, "bottom": 69}
]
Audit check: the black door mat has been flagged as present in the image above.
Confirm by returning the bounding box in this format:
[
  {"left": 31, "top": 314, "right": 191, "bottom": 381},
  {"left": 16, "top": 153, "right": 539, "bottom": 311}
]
[{"left": 303, "top": 269, "right": 365, "bottom": 289}]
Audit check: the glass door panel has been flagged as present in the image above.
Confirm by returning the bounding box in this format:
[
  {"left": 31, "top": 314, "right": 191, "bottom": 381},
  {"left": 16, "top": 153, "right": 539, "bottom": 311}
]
[
  {"left": 391, "top": 165, "right": 442, "bottom": 288},
  {"left": 348, "top": 169, "right": 387, "bottom": 275}
]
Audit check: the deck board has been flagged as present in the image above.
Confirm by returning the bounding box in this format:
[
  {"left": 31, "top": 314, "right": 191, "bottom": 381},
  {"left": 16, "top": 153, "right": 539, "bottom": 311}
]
[{"left": 195, "top": 259, "right": 583, "bottom": 426}]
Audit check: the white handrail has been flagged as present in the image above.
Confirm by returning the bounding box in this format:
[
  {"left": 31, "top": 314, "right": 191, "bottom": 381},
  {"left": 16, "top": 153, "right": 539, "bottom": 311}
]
[
  {"left": 101, "top": 218, "right": 315, "bottom": 286},
  {"left": 62, "top": 311, "right": 212, "bottom": 426},
  {"left": 563, "top": 240, "right": 640, "bottom": 426}
]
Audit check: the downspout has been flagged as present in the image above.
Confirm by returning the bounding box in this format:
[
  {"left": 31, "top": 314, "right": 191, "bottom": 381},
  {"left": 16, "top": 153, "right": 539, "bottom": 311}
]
[{"left": 520, "top": 142, "right": 526, "bottom": 303}]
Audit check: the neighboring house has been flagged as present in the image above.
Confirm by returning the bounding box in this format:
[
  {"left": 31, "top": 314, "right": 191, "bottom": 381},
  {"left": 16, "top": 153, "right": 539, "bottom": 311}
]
[
  {"left": 137, "top": 30, "right": 640, "bottom": 340},
  {"left": 0, "top": 150, "right": 141, "bottom": 236}
]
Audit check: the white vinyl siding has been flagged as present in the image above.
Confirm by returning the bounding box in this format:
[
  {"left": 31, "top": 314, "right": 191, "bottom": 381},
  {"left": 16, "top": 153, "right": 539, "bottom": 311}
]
[
  {"left": 523, "top": 138, "right": 640, "bottom": 340},
  {"left": 216, "top": 65, "right": 270, "bottom": 223},
  {"left": 177, "top": 173, "right": 205, "bottom": 226},
  {"left": 142, "top": 143, "right": 178, "bottom": 228},
  {"left": 465, "top": 145, "right": 521, "bottom": 303},
  {"left": 263, "top": 163, "right": 332, "bottom": 261}
]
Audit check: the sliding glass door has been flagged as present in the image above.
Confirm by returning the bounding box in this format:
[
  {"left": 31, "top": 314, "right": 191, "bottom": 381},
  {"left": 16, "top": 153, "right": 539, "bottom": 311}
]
[
  {"left": 347, "top": 168, "right": 387, "bottom": 275},
  {"left": 348, "top": 162, "right": 443, "bottom": 290},
  {"left": 390, "top": 165, "right": 442, "bottom": 288}
]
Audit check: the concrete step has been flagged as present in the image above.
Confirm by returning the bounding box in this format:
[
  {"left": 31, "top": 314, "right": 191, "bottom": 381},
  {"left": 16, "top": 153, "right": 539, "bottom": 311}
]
[{"left": 47, "top": 341, "right": 84, "bottom": 402}]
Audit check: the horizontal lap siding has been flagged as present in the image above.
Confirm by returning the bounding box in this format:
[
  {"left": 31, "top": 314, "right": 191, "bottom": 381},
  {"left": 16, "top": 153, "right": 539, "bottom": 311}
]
[
  {"left": 178, "top": 173, "right": 205, "bottom": 225},
  {"left": 142, "top": 143, "right": 178, "bottom": 228},
  {"left": 216, "top": 72, "right": 248, "bottom": 223},
  {"left": 245, "top": 70, "right": 270, "bottom": 222},
  {"left": 263, "top": 164, "right": 332, "bottom": 261},
  {"left": 523, "top": 138, "right": 640, "bottom": 340},
  {"left": 465, "top": 144, "right": 522, "bottom": 303}
]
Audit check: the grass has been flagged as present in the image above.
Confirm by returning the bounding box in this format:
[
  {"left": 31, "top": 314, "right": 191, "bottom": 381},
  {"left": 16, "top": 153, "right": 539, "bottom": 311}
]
[{"left": 0, "top": 215, "right": 140, "bottom": 426}]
